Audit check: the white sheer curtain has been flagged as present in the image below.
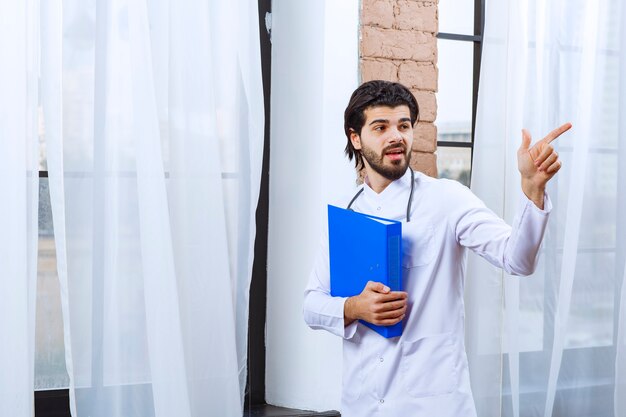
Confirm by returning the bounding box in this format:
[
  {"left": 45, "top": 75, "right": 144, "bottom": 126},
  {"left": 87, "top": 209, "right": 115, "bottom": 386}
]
[
  {"left": 0, "top": 2, "right": 39, "bottom": 416},
  {"left": 466, "top": 0, "right": 626, "bottom": 416},
  {"left": 38, "top": 0, "right": 263, "bottom": 416}
]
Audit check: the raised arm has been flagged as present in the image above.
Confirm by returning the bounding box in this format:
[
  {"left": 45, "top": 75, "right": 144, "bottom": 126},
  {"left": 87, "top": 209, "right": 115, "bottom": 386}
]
[{"left": 517, "top": 123, "right": 572, "bottom": 209}]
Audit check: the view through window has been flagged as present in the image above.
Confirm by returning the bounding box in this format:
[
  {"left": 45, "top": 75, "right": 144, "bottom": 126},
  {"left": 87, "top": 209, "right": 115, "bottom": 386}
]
[
  {"left": 36, "top": 118, "right": 70, "bottom": 391},
  {"left": 436, "top": 0, "right": 482, "bottom": 186}
]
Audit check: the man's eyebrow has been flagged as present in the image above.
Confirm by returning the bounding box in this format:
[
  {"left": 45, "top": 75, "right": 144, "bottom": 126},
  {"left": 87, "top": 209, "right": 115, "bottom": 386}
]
[{"left": 368, "top": 117, "right": 412, "bottom": 125}]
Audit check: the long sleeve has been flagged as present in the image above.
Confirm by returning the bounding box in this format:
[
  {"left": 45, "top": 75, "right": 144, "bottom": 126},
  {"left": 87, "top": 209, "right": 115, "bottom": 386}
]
[
  {"left": 303, "top": 230, "right": 359, "bottom": 340},
  {"left": 452, "top": 184, "right": 552, "bottom": 276}
]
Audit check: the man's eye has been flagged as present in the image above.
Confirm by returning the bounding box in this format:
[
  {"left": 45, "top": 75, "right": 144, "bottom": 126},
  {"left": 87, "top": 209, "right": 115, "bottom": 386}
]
[
  {"left": 400, "top": 124, "right": 410, "bottom": 130},
  {"left": 374, "top": 126, "right": 384, "bottom": 131}
]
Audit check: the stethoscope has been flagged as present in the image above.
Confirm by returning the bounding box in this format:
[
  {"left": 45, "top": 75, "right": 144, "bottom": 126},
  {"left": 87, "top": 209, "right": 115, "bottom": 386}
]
[{"left": 346, "top": 168, "right": 415, "bottom": 222}]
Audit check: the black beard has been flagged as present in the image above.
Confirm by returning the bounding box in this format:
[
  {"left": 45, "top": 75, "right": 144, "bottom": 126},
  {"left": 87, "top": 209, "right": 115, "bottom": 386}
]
[{"left": 361, "top": 144, "right": 411, "bottom": 181}]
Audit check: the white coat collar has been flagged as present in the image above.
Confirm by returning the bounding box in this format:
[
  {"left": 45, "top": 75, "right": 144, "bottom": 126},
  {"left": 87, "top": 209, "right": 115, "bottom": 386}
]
[{"left": 362, "top": 168, "right": 414, "bottom": 201}]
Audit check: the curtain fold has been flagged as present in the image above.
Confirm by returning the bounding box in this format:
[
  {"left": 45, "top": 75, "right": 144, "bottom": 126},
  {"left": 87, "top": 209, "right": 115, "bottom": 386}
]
[
  {"left": 37, "top": 0, "right": 264, "bottom": 415},
  {"left": 616, "top": 259, "right": 626, "bottom": 416},
  {"left": 0, "top": 2, "right": 40, "bottom": 416},
  {"left": 468, "top": 0, "right": 626, "bottom": 416},
  {"left": 615, "top": 2, "right": 626, "bottom": 414}
]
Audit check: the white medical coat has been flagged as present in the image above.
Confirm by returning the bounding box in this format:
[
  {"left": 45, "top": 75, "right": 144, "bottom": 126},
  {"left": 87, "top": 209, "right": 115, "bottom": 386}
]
[{"left": 303, "top": 170, "right": 551, "bottom": 417}]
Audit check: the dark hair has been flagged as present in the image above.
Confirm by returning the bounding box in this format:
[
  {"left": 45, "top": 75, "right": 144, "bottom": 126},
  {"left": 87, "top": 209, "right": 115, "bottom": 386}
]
[{"left": 343, "top": 80, "right": 419, "bottom": 170}]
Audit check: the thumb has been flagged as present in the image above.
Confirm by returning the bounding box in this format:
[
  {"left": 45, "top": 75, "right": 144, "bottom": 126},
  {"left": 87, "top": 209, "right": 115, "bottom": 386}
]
[
  {"left": 367, "top": 281, "right": 390, "bottom": 294},
  {"left": 520, "top": 129, "right": 532, "bottom": 151}
]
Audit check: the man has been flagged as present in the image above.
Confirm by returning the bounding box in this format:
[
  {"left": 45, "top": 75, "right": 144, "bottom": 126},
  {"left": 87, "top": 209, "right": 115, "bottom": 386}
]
[{"left": 302, "top": 80, "right": 570, "bottom": 416}]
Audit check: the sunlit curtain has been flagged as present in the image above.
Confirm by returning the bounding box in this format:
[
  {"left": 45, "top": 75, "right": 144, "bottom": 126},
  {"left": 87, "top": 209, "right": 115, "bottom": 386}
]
[
  {"left": 0, "top": 2, "right": 39, "bottom": 416},
  {"left": 38, "top": 0, "right": 264, "bottom": 416},
  {"left": 465, "top": 0, "right": 626, "bottom": 416}
]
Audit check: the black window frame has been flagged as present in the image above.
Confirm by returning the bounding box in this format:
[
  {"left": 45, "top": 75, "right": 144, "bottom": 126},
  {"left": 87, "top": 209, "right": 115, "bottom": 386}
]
[
  {"left": 436, "top": 0, "right": 486, "bottom": 186},
  {"left": 35, "top": 170, "right": 70, "bottom": 416},
  {"left": 243, "top": 1, "right": 486, "bottom": 416},
  {"left": 244, "top": 0, "right": 271, "bottom": 411},
  {"left": 34, "top": 2, "right": 276, "bottom": 416},
  {"left": 243, "top": 1, "right": 340, "bottom": 415}
]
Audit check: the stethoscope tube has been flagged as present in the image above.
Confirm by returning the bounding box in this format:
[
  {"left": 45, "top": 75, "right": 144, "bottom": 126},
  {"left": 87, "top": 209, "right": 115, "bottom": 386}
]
[{"left": 346, "top": 168, "right": 415, "bottom": 222}]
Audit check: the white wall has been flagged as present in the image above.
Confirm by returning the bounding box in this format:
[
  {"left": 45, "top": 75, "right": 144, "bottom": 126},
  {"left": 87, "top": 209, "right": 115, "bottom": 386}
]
[{"left": 266, "top": 0, "right": 360, "bottom": 411}]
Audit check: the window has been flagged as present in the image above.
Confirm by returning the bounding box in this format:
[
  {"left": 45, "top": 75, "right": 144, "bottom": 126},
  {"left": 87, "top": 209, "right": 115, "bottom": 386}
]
[
  {"left": 436, "top": 0, "right": 485, "bottom": 186},
  {"left": 35, "top": 160, "right": 71, "bottom": 414},
  {"left": 487, "top": 3, "right": 624, "bottom": 415}
]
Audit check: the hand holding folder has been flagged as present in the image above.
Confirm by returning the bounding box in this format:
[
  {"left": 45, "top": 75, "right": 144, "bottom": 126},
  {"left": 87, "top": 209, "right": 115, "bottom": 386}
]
[
  {"left": 343, "top": 281, "right": 407, "bottom": 334},
  {"left": 328, "top": 205, "right": 405, "bottom": 338}
]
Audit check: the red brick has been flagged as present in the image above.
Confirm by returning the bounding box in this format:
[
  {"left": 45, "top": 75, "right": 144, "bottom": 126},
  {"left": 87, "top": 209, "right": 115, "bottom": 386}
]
[
  {"left": 361, "top": 58, "right": 398, "bottom": 82},
  {"left": 412, "top": 122, "right": 437, "bottom": 152},
  {"left": 361, "top": 0, "right": 394, "bottom": 28},
  {"left": 361, "top": 27, "right": 436, "bottom": 61},
  {"left": 410, "top": 151, "right": 437, "bottom": 177},
  {"left": 398, "top": 61, "right": 437, "bottom": 91},
  {"left": 411, "top": 90, "right": 437, "bottom": 122},
  {"left": 394, "top": 1, "right": 438, "bottom": 33}
]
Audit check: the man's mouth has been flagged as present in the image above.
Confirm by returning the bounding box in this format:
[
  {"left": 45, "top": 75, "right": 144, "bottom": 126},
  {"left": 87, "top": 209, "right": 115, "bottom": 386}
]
[{"left": 385, "top": 147, "right": 405, "bottom": 160}]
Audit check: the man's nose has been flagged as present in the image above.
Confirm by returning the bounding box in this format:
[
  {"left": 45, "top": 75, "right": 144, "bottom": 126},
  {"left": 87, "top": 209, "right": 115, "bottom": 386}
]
[{"left": 387, "top": 128, "right": 403, "bottom": 143}]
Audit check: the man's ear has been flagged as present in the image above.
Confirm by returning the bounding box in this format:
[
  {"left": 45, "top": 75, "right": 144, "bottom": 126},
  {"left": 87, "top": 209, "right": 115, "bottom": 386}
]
[{"left": 350, "top": 130, "right": 361, "bottom": 150}]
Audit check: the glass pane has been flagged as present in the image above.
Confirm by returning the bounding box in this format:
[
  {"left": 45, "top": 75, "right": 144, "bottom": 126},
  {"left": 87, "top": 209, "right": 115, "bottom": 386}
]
[
  {"left": 517, "top": 255, "right": 545, "bottom": 352},
  {"left": 566, "top": 252, "right": 614, "bottom": 349},
  {"left": 437, "top": 146, "right": 471, "bottom": 187},
  {"left": 438, "top": 0, "right": 475, "bottom": 36},
  {"left": 38, "top": 106, "right": 47, "bottom": 170},
  {"left": 436, "top": 39, "right": 473, "bottom": 143},
  {"left": 35, "top": 178, "right": 70, "bottom": 390},
  {"left": 552, "top": 151, "right": 617, "bottom": 251}
]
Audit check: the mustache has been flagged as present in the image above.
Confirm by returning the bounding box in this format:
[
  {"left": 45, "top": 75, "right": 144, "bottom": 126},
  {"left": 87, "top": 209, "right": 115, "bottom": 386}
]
[{"left": 382, "top": 144, "right": 407, "bottom": 154}]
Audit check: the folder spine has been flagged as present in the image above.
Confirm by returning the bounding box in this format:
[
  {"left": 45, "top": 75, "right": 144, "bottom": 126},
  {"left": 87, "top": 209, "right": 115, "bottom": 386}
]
[{"left": 387, "top": 234, "right": 401, "bottom": 291}]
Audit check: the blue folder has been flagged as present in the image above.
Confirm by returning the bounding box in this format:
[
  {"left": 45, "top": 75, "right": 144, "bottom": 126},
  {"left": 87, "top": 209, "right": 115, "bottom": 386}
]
[{"left": 328, "top": 204, "right": 403, "bottom": 338}]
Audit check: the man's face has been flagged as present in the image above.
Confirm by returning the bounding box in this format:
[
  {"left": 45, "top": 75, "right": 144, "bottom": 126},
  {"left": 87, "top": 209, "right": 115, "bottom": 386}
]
[{"left": 350, "top": 105, "right": 413, "bottom": 181}]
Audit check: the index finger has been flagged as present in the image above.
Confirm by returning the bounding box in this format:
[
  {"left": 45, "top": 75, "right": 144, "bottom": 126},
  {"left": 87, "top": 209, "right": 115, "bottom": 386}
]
[
  {"left": 543, "top": 122, "right": 572, "bottom": 144},
  {"left": 385, "top": 291, "right": 408, "bottom": 299}
]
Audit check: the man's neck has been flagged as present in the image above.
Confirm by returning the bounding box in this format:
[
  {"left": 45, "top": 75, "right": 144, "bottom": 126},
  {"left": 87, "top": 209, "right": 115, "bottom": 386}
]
[{"left": 364, "top": 170, "right": 394, "bottom": 194}]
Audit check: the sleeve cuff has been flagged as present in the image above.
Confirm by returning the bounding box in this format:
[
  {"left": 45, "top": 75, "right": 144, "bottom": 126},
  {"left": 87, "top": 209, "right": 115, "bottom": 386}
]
[
  {"left": 521, "top": 191, "right": 552, "bottom": 215},
  {"left": 341, "top": 297, "right": 359, "bottom": 340}
]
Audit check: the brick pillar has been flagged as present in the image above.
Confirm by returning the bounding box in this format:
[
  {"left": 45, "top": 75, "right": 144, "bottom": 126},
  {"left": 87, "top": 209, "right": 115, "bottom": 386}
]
[{"left": 360, "top": 0, "right": 438, "bottom": 177}]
